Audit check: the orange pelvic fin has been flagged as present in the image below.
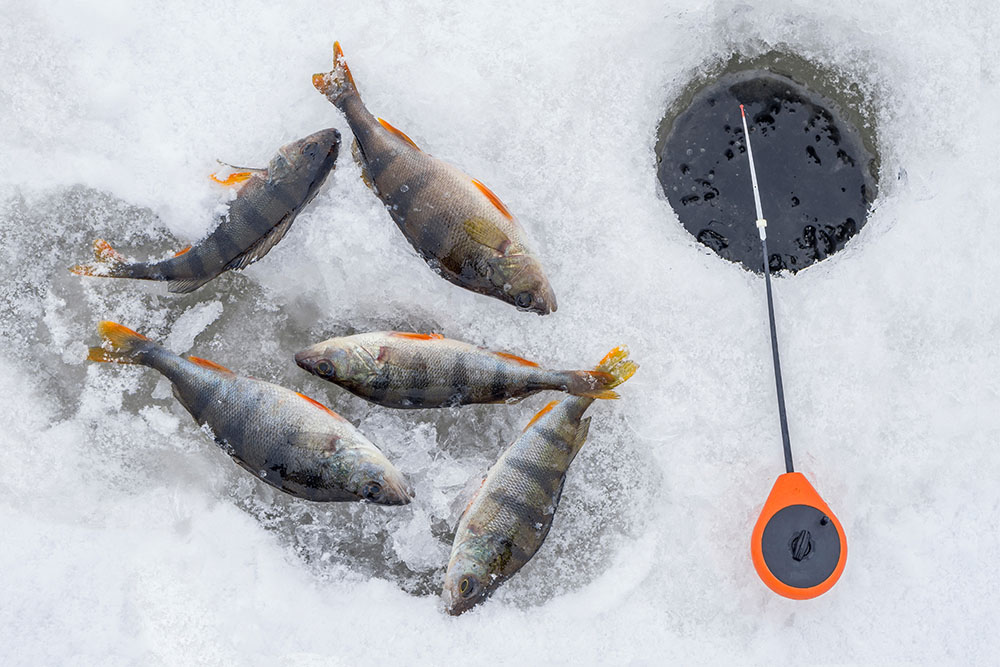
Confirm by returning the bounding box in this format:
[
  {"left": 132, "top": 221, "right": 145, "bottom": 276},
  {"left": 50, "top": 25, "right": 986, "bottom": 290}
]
[
  {"left": 210, "top": 171, "right": 253, "bottom": 186},
  {"left": 472, "top": 179, "right": 513, "bottom": 220},
  {"left": 173, "top": 245, "right": 192, "bottom": 257},
  {"left": 495, "top": 351, "right": 540, "bottom": 367},
  {"left": 463, "top": 217, "right": 512, "bottom": 253},
  {"left": 377, "top": 118, "right": 420, "bottom": 151},
  {"left": 187, "top": 356, "right": 234, "bottom": 375}
]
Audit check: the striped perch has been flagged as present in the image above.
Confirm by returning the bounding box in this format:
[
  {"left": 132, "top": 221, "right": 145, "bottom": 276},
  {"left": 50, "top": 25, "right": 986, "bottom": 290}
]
[
  {"left": 441, "top": 346, "right": 638, "bottom": 615},
  {"left": 86, "top": 321, "right": 412, "bottom": 505},
  {"left": 295, "top": 331, "right": 627, "bottom": 409},
  {"left": 313, "top": 42, "right": 556, "bottom": 315},
  {"left": 71, "top": 128, "right": 341, "bottom": 293}
]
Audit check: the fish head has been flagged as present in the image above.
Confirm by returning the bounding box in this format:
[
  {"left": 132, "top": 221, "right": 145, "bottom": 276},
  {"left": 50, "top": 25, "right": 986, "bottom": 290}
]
[
  {"left": 488, "top": 253, "right": 558, "bottom": 315},
  {"left": 295, "top": 339, "right": 374, "bottom": 384},
  {"left": 441, "top": 537, "right": 498, "bottom": 615},
  {"left": 341, "top": 450, "right": 414, "bottom": 505},
  {"left": 268, "top": 128, "right": 342, "bottom": 198}
]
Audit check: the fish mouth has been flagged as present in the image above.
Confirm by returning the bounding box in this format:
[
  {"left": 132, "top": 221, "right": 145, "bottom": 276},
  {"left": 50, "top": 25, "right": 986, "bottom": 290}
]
[
  {"left": 294, "top": 347, "right": 319, "bottom": 372},
  {"left": 377, "top": 475, "right": 415, "bottom": 505},
  {"left": 441, "top": 581, "right": 483, "bottom": 616},
  {"left": 521, "top": 290, "right": 556, "bottom": 315},
  {"left": 531, "top": 295, "right": 556, "bottom": 315}
]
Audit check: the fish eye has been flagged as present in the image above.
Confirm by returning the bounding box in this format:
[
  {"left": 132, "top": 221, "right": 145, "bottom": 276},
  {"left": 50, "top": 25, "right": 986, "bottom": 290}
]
[
  {"left": 514, "top": 292, "right": 534, "bottom": 309},
  {"left": 302, "top": 141, "right": 318, "bottom": 157},
  {"left": 361, "top": 481, "right": 382, "bottom": 500},
  {"left": 315, "top": 359, "right": 335, "bottom": 377},
  {"left": 459, "top": 576, "right": 478, "bottom": 598}
]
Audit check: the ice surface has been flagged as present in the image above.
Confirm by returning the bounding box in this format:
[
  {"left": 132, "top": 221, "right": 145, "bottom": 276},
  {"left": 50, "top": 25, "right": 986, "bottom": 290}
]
[{"left": 1, "top": 0, "right": 999, "bottom": 663}]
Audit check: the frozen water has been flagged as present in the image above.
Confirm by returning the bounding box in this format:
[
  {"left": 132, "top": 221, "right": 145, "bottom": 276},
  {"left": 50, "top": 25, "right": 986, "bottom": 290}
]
[{"left": 1, "top": 0, "right": 999, "bottom": 663}]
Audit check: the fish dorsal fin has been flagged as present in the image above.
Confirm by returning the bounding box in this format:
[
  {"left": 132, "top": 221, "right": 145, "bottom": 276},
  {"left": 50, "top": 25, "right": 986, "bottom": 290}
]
[
  {"left": 168, "top": 276, "right": 215, "bottom": 294},
  {"left": 173, "top": 245, "right": 192, "bottom": 257},
  {"left": 296, "top": 392, "right": 346, "bottom": 421},
  {"left": 223, "top": 213, "right": 296, "bottom": 273},
  {"left": 471, "top": 179, "right": 513, "bottom": 220},
  {"left": 211, "top": 161, "right": 267, "bottom": 187},
  {"left": 351, "top": 139, "right": 375, "bottom": 191},
  {"left": 463, "top": 217, "right": 513, "bottom": 254},
  {"left": 523, "top": 400, "right": 559, "bottom": 432},
  {"left": 495, "top": 351, "right": 540, "bottom": 367},
  {"left": 377, "top": 118, "right": 419, "bottom": 150},
  {"left": 210, "top": 171, "right": 255, "bottom": 186},
  {"left": 187, "top": 356, "right": 235, "bottom": 375},
  {"left": 389, "top": 332, "right": 445, "bottom": 341}
]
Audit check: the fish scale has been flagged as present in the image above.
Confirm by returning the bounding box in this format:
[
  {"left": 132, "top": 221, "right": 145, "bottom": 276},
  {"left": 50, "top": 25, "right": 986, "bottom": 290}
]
[
  {"left": 71, "top": 128, "right": 341, "bottom": 293},
  {"left": 295, "top": 331, "right": 620, "bottom": 409},
  {"left": 314, "top": 42, "right": 557, "bottom": 314},
  {"left": 441, "top": 346, "right": 637, "bottom": 615},
  {"left": 86, "top": 321, "right": 412, "bottom": 505}
]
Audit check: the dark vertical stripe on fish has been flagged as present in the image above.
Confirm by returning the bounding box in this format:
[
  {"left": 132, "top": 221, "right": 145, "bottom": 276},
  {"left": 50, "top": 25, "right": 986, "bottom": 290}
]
[
  {"left": 240, "top": 201, "right": 277, "bottom": 239},
  {"left": 364, "top": 144, "right": 399, "bottom": 185},
  {"left": 449, "top": 355, "right": 468, "bottom": 405},
  {"left": 207, "top": 228, "right": 244, "bottom": 265},
  {"left": 369, "top": 373, "right": 392, "bottom": 405},
  {"left": 177, "top": 249, "right": 207, "bottom": 279},
  {"left": 271, "top": 182, "right": 301, "bottom": 211},
  {"left": 182, "top": 385, "right": 214, "bottom": 422},
  {"left": 503, "top": 455, "right": 564, "bottom": 493},
  {"left": 493, "top": 491, "right": 549, "bottom": 530},
  {"left": 406, "top": 364, "right": 431, "bottom": 407},
  {"left": 534, "top": 426, "right": 568, "bottom": 452},
  {"left": 490, "top": 361, "right": 508, "bottom": 402}
]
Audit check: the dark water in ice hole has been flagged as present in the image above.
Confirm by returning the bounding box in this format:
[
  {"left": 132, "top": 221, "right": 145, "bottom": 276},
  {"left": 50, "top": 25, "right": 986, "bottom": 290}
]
[{"left": 657, "top": 67, "right": 879, "bottom": 274}]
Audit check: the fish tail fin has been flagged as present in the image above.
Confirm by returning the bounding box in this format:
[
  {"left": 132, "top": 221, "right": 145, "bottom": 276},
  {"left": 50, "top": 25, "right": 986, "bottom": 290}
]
[
  {"left": 87, "top": 321, "right": 156, "bottom": 365},
  {"left": 563, "top": 346, "right": 638, "bottom": 399},
  {"left": 313, "top": 41, "right": 358, "bottom": 107},
  {"left": 70, "top": 239, "right": 136, "bottom": 279}
]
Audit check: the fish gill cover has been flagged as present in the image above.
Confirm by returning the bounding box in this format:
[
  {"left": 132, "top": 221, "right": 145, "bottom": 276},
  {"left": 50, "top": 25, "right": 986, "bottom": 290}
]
[{"left": 1, "top": 0, "right": 999, "bottom": 664}]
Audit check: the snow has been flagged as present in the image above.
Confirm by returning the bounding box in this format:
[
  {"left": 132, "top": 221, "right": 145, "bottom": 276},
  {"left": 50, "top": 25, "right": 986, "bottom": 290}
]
[{"left": 1, "top": 0, "right": 999, "bottom": 663}]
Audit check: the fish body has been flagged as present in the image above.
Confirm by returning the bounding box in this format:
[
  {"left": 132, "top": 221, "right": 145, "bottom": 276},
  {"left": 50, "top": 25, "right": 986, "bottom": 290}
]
[
  {"left": 71, "top": 128, "right": 341, "bottom": 293},
  {"left": 441, "top": 347, "right": 637, "bottom": 614},
  {"left": 313, "top": 43, "right": 556, "bottom": 315},
  {"left": 295, "top": 331, "right": 622, "bottom": 409},
  {"left": 88, "top": 321, "right": 411, "bottom": 504}
]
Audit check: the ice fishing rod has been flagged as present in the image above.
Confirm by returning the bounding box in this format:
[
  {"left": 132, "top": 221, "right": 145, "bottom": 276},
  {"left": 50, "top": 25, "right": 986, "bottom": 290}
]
[{"left": 740, "top": 104, "right": 847, "bottom": 600}]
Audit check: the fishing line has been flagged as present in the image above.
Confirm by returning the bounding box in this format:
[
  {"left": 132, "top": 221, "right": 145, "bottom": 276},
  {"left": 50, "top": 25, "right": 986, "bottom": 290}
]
[
  {"left": 740, "top": 104, "right": 793, "bottom": 474},
  {"left": 740, "top": 104, "right": 847, "bottom": 600}
]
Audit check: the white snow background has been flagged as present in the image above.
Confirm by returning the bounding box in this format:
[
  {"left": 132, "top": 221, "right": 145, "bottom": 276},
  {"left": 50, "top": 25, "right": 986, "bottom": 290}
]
[{"left": 1, "top": 0, "right": 998, "bottom": 664}]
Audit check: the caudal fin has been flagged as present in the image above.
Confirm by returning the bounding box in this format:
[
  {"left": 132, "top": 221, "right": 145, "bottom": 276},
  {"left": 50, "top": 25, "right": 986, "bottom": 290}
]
[
  {"left": 564, "top": 346, "right": 639, "bottom": 399},
  {"left": 313, "top": 41, "right": 359, "bottom": 106},
  {"left": 87, "top": 321, "right": 155, "bottom": 365},
  {"left": 70, "top": 239, "right": 131, "bottom": 278}
]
